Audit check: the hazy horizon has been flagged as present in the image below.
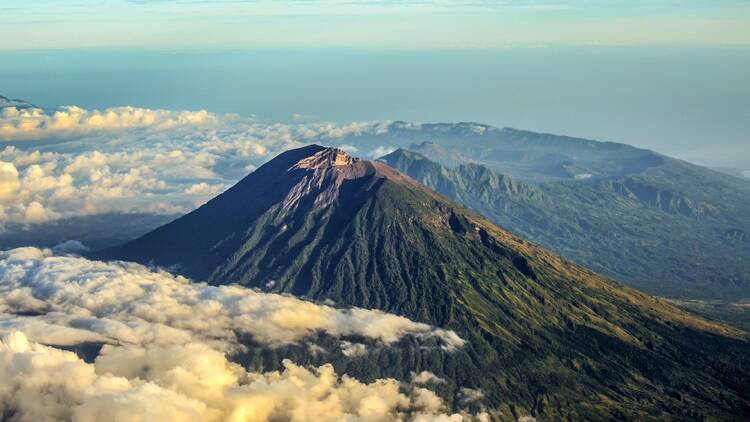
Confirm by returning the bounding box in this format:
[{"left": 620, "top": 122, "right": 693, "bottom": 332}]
[{"left": 3, "top": 47, "right": 749, "bottom": 170}]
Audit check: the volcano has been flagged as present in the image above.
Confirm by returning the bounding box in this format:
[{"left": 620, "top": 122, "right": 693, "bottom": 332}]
[{"left": 100, "top": 145, "right": 750, "bottom": 420}]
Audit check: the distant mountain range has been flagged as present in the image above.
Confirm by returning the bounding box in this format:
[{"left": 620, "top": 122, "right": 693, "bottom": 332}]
[
  {"left": 379, "top": 144, "right": 750, "bottom": 300},
  {"left": 319, "top": 122, "right": 667, "bottom": 182},
  {"left": 99, "top": 146, "right": 750, "bottom": 420},
  {"left": 711, "top": 166, "right": 750, "bottom": 180}
]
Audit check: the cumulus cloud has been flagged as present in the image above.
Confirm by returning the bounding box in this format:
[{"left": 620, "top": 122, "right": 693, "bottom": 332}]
[
  {"left": 0, "top": 332, "right": 474, "bottom": 422},
  {"left": 0, "top": 247, "right": 463, "bottom": 351},
  {"left": 371, "top": 145, "right": 396, "bottom": 158},
  {"left": 339, "top": 144, "right": 359, "bottom": 154},
  {"left": 340, "top": 341, "right": 368, "bottom": 357},
  {"left": 52, "top": 240, "right": 90, "bottom": 254},
  {"left": 184, "top": 182, "right": 222, "bottom": 196},
  {"left": 0, "top": 103, "right": 400, "bottom": 227},
  {"left": 411, "top": 371, "right": 447, "bottom": 385},
  {"left": 0, "top": 248, "right": 476, "bottom": 421},
  {"left": 0, "top": 161, "right": 20, "bottom": 202},
  {"left": 0, "top": 105, "right": 218, "bottom": 141}
]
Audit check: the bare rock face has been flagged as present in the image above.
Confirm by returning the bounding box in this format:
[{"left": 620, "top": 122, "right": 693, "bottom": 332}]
[
  {"left": 284, "top": 148, "right": 366, "bottom": 211},
  {"left": 294, "top": 148, "right": 356, "bottom": 169},
  {"left": 282, "top": 147, "right": 425, "bottom": 211}
]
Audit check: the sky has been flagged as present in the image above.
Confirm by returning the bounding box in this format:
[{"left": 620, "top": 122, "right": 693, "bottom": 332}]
[
  {"left": 1, "top": 1, "right": 749, "bottom": 168},
  {"left": 2, "top": 0, "right": 750, "bottom": 49}
]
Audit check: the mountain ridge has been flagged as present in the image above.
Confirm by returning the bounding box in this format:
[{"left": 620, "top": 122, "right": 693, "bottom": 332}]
[
  {"left": 380, "top": 148, "right": 750, "bottom": 299},
  {"left": 0, "top": 94, "right": 38, "bottom": 110}
]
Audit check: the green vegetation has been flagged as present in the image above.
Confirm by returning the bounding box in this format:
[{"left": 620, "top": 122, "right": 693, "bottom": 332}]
[{"left": 381, "top": 149, "right": 750, "bottom": 300}]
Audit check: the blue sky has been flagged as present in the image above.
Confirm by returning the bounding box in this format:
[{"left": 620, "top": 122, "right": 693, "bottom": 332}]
[
  {"left": 1, "top": 1, "right": 748, "bottom": 168},
  {"left": 2, "top": 0, "right": 750, "bottom": 49}
]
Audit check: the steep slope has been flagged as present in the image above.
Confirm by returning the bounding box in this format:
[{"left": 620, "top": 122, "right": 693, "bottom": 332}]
[
  {"left": 100, "top": 146, "right": 750, "bottom": 420},
  {"left": 381, "top": 149, "right": 750, "bottom": 300}
]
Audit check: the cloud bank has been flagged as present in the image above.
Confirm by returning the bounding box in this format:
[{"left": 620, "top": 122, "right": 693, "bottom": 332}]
[
  {"left": 0, "top": 247, "right": 477, "bottom": 421},
  {"left": 0, "top": 103, "right": 395, "bottom": 227},
  {"left": 1, "top": 332, "right": 476, "bottom": 422},
  {"left": 0, "top": 247, "right": 463, "bottom": 351},
  {"left": 0, "top": 105, "right": 218, "bottom": 141}
]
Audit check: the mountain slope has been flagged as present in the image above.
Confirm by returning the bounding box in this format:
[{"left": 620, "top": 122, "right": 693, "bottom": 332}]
[
  {"left": 100, "top": 146, "right": 750, "bottom": 420},
  {"left": 380, "top": 148, "right": 750, "bottom": 299}
]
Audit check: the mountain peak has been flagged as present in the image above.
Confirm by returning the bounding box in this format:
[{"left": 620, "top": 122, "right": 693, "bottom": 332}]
[
  {"left": 99, "top": 145, "right": 750, "bottom": 419},
  {"left": 285, "top": 144, "right": 424, "bottom": 192},
  {"left": 294, "top": 147, "right": 356, "bottom": 170}
]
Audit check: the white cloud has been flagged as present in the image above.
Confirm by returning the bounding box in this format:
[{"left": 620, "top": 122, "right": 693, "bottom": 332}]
[
  {"left": 339, "top": 144, "right": 359, "bottom": 154},
  {"left": 0, "top": 332, "right": 475, "bottom": 422},
  {"left": 0, "top": 247, "right": 463, "bottom": 351},
  {"left": 0, "top": 248, "right": 479, "bottom": 421},
  {"left": 370, "top": 145, "right": 396, "bottom": 158},
  {"left": 0, "top": 104, "right": 397, "bottom": 227},
  {"left": 0, "top": 161, "right": 20, "bottom": 202},
  {"left": 52, "top": 240, "right": 90, "bottom": 254},
  {"left": 340, "top": 341, "right": 368, "bottom": 357},
  {"left": 301, "top": 121, "right": 390, "bottom": 140},
  {"left": 0, "top": 105, "right": 218, "bottom": 141},
  {"left": 184, "top": 182, "right": 222, "bottom": 196},
  {"left": 22, "top": 200, "right": 54, "bottom": 223},
  {"left": 411, "top": 371, "right": 447, "bottom": 385}
]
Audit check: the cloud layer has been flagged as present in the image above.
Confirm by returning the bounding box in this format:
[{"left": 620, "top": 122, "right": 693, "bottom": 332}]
[
  {"left": 1, "top": 332, "right": 474, "bottom": 422},
  {"left": 0, "top": 247, "right": 463, "bottom": 351},
  {"left": 0, "top": 104, "right": 393, "bottom": 227},
  {"left": 0, "top": 247, "right": 476, "bottom": 421},
  {"left": 0, "top": 105, "right": 218, "bottom": 141}
]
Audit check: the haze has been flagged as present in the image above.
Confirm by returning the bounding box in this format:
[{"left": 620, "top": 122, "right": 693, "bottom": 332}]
[{"left": 2, "top": 0, "right": 749, "bottom": 170}]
